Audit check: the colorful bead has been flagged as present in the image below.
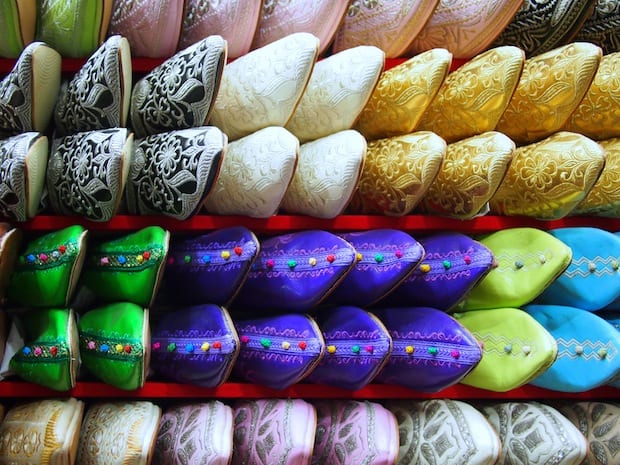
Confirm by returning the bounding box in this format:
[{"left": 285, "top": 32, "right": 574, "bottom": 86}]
[
  {"left": 26, "top": 254, "right": 36, "bottom": 263},
  {"left": 212, "top": 341, "right": 222, "bottom": 349},
  {"left": 240, "top": 335, "right": 250, "bottom": 344},
  {"left": 522, "top": 345, "right": 531, "bottom": 355},
  {"left": 356, "top": 253, "right": 363, "bottom": 262},
  {"left": 87, "top": 341, "right": 96, "bottom": 350},
  {"left": 405, "top": 345, "right": 414, "bottom": 354},
  {"left": 365, "top": 345, "right": 374, "bottom": 354},
  {"left": 598, "top": 348, "right": 608, "bottom": 359},
  {"left": 118, "top": 255, "right": 127, "bottom": 264},
  {"left": 136, "top": 254, "right": 144, "bottom": 263},
  {"left": 326, "top": 254, "right": 335, "bottom": 263},
  {"left": 58, "top": 245, "right": 66, "bottom": 254},
  {"left": 327, "top": 345, "right": 337, "bottom": 354},
  {"left": 575, "top": 345, "right": 584, "bottom": 355},
  {"left": 374, "top": 253, "right": 384, "bottom": 263},
  {"left": 221, "top": 250, "right": 231, "bottom": 260},
  {"left": 308, "top": 257, "right": 317, "bottom": 266},
  {"left": 185, "top": 344, "right": 194, "bottom": 353},
  {"left": 100, "top": 344, "right": 109, "bottom": 352},
  {"left": 463, "top": 255, "right": 472, "bottom": 265},
  {"left": 124, "top": 345, "right": 132, "bottom": 354},
  {"left": 515, "top": 260, "right": 524, "bottom": 269},
  {"left": 152, "top": 342, "right": 161, "bottom": 350},
  {"left": 442, "top": 260, "right": 451, "bottom": 270},
  {"left": 589, "top": 262, "right": 597, "bottom": 272},
  {"left": 34, "top": 347, "right": 42, "bottom": 356},
  {"left": 184, "top": 255, "right": 192, "bottom": 264},
  {"left": 167, "top": 257, "right": 175, "bottom": 265},
  {"left": 420, "top": 264, "right": 431, "bottom": 273},
  {"left": 298, "top": 341, "right": 307, "bottom": 350},
  {"left": 450, "top": 350, "right": 460, "bottom": 359},
  {"left": 100, "top": 256, "right": 109, "bottom": 265},
  {"left": 260, "top": 338, "right": 271, "bottom": 349},
  {"left": 612, "top": 260, "right": 619, "bottom": 271},
  {"left": 234, "top": 246, "right": 243, "bottom": 256},
  {"left": 115, "top": 344, "right": 124, "bottom": 353},
  {"left": 427, "top": 347, "right": 438, "bottom": 355},
  {"left": 281, "top": 341, "right": 291, "bottom": 350},
  {"left": 52, "top": 251, "right": 60, "bottom": 259},
  {"left": 504, "top": 344, "right": 512, "bottom": 354},
  {"left": 143, "top": 251, "right": 151, "bottom": 260},
  {"left": 266, "top": 259, "right": 275, "bottom": 268},
  {"left": 202, "top": 255, "right": 211, "bottom": 264},
  {"left": 395, "top": 250, "right": 403, "bottom": 259},
  {"left": 351, "top": 345, "right": 361, "bottom": 354},
  {"left": 167, "top": 343, "right": 176, "bottom": 352},
  {"left": 201, "top": 342, "right": 210, "bottom": 352},
  {"left": 39, "top": 253, "right": 48, "bottom": 262},
  {"left": 287, "top": 259, "right": 297, "bottom": 269},
  {"left": 23, "top": 347, "right": 31, "bottom": 355},
  {"left": 539, "top": 254, "right": 547, "bottom": 264},
  {"left": 50, "top": 346, "right": 58, "bottom": 356}
]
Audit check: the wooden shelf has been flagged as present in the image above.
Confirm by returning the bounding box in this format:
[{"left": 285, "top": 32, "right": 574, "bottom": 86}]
[
  {"left": 1, "top": 381, "right": 618, "bottom": 400},
  {"left": 17, "top": 214, "right": 620, "bottom": 234}
]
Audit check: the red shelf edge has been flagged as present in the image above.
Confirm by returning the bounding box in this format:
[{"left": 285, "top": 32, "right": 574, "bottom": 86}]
[
  {"left": 16, "top": 215, "right": 620, "bottom": 234},
  {"left": 1, "top": 381, "right": 618, "bottom": 400}
]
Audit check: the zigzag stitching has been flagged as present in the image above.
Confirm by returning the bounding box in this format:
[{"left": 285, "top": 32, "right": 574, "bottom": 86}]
[
  {"left": 556, "top": 337, "right": 618, "bottom": 360},
  {"left": 564, "top": 256, "right": 620, "bottom": 278},
  {"left": 493, "top": 249, "right": 555, "bottom": 273},
  {"left": 473, "top": 332, "right": 536, "bottom": 357}
]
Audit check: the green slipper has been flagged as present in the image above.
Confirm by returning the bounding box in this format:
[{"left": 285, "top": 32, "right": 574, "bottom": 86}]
[
  {"left": 80, "top": 226, "right": 169, "bottom": 307},
  {"left": 7, "top": 225, "right": 88, "bottom": 307},
  {"left": 10, "top": 308, "right": 79, "bottom": 391},
  {"left": 78, "top": 302, "right": 149, "bottom": 391},
  {"left": 0, "top": 0, "right": 36, "bottom": 58}
]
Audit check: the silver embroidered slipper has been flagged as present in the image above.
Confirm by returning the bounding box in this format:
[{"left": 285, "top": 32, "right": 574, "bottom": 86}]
[
  {"left": 47, "top": 128, "right": 133, "bottom": 222},
  {"left": 0, "top": 132, "right": 48, "bottom": 222},
  {"left": 125, "top": 126, "right": 226, "bottom": 220},
  {"left": 130, "top": 35, "right": 227, "bottom": 138},
  {"left": 0, "top": 41, "right": 61, "bottom": 136},
  {"left": 54, "top": 35, "right": 132, "bottom": 137}
]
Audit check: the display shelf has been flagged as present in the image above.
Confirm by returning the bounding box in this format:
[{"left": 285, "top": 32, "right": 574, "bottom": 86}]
[
  {"left": 0, "top": 380, "right": 618, "bottom": 400},
  {"left": 18, "top": 214, "right": 620, "bottom": 234}
]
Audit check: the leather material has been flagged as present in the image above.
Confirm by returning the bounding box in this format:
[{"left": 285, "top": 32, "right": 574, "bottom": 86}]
[
  {"left": 0, "top": 0, "right": 36, "bottom": 58},
  {"left": 489, "top": 132, "right": 606, "bottom": 220},
  {"left": 332, "top": 0, "right": 441, "bottom": 58},
  {"left": 558, "top": 402, "right": 620, "bottom": 465},
  {"left": 575, "top": 0, "right": 620, "bottom": 53},
  {"left": 232, "top": 313, "right": 325, "bottom": 390},
  {"left": 210, "top": 32, "right": 319, "bottom": 141},
  {"left": 311, "top": 400, "right": 399, "bottom": 465},
  {"left": 54, "top": 35, "right": 132, "bottom": 136},
  {"left": 8, "top": 225, "right": 88, "bottom": 308},
  {"left": 374, "top": 307, "right": 482, "bottom": 392},
  {"left": 385, "top": 399, "right": 501, "bottom": 465},
  {"left": 417, "top": 131, "right": 515, "bottom": 219},
  {"left": 459, "top": 227, "right": 572, "bottom": 310},
  {"left": 232, "top": 399, "right": 316, "bottom": 465},
  {"left": 35, "top": 0, "right": 113, "bottom": 58},
  {"left": 480, "top": 402, "right": 588, "bottom": 465},
  {"left": 0, "top": 398, "right": 84, "bottom": 465},
  {"left": 0, "top": 224, "right": 21, "bottom": 304},
  {"left": 232, "top": 230, "right": 357, "bottom": 313},
  {"left": 154, "top": 401, "right": 234, "bottom": 465},
  {"left": 416, "top": 46, "right": 525, "bottom": 143},
  {"left": 573, "top": 138, "right": 620, "bottom": 217},
  {"left": 285, "top": 46, "right": 385, "bottom": 143},
  {"left": 563, "top": 52, "right": 620, "bottom": 140},
  {"left": 180, "top": 0, "right": 263, "bottom": 58},
  {"left": 0, "top": 42, "right": 61, "bottom": 136},
  {"left": 162, "top": 227, "right": 260, "bottom": 307},
  {"left": 126, "top": 126, "right": 225, "bottom": 220},
  {"left": 381, "top": 232, "right": 494, "bottom": 311},
  {"left": 130, "top": 35, "right": 227, "bottom": 138},
  {"left": 535, "top": 228, "right": 620, "bottom": 310},
  {"left": 47, "top": 128, "right": 133, "bottom": 222},
  {"left": 306, "top": 306, "right": 393, "bottom": 391},
  {"left": 527, "top": 304, "right": 620, "bottom": 392},
  {"left": 280, "top": 130, "right": 366, "bottom": 219},
  {"left": 78, "top": 303, "right": 149, "bottom": 391},
  {"left": 0, "top": 131, "right": 49, "bottom": 222},
  {"left": 354, "top": 48, "right": 452, "bottom": 141},
  {"left": 80, "top": 226, "right": 170, "bottom": 308},
  {"left": 108, "top": 0, "right": 184, "bottom": 58},
  {"left": 10, "top": 308, "right": 79, "bottom": 392},
  {"left": 326, "top": 229, "right": 425, "bottom": 307},
  {"left": 408, "top": 0, "right": 525, "bottom": 59},
  {"left": 150, "top": 304, "right": 240, "bottom": 387},
  {"left": 252, "top": 0, "right": 349, "bottom": 55},
  {"left": 493, "top": 0, "right": 598, "bottom": 56},
  {"left": 347, "top": 131, "right": 446, "bottom": 216},
  {"left": 203, "top": 126, "right": 298, "bottom": 218},
  {"left": 455, "top": 308, "right": 558, "bottom": 392},
  {"left": 496, "top": 42, "right": 602, "bottom": 145},
  {"left": 77, "top": 401, "right": 161, "bottom": 465}
]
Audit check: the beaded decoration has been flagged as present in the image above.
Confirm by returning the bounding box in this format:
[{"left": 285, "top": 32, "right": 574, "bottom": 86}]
[
  {"left": 167, "top": 244, "right": 255, "bottom": 268},
  {"left": 412, "top": 246, "right": 491, "bottom": 280},
  {"left": 390, "top": 336, "right": 481, "bottom": 366},
  {"left": 79, "top": 334, "right": 144, "bottom": 362},
  {"left": 16, "top": 240, "right": 80, "bottom": 270},
  {"left": 12, "top": 341, "right": 70, "bottom": 362},
  {"left": 89, "top": 244, "right": 165, "bottom": 272}
]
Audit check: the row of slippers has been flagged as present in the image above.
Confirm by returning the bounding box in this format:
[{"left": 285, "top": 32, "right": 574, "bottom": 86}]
[
  {"left": 0, "top": 397, "right": 617, "bottom": 465},
  {"left": 5, "top": 298, "right": 620, "bottom": 394},
  {"left": 1, "top": 34, "right": 620, "bottom": 223},
  {"left": 2, "top": 224, "right": 620, "bottom": 312},
  {"left": 1, "top": 0, "right": 618, "bottom": 60},
  {"left": 2, "top": 225, "right": 620, "bottom": 392}
]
